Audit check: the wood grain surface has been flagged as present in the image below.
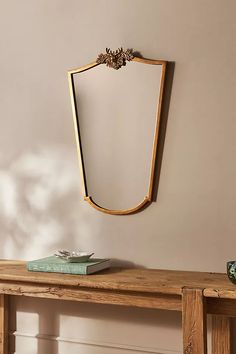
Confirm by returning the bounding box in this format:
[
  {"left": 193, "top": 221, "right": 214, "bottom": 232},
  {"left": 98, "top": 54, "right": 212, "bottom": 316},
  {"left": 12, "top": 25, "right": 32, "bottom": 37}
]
[
  {"left": 182, "top": 288, "right": 207, "bottom": 354},
  {"left": 212, "top": 316, "right": 232, "bottom": 354},
  {"left": 0, "top": 261, "right": 234, "bottom": 296},
  {"left": 0, "top": 295, "right": 8, "bottom": 354}
]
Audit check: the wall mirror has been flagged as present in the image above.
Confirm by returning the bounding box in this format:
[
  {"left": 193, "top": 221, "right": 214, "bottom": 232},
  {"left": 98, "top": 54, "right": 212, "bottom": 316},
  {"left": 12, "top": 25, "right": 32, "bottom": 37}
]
[{"left": 68, "top": 48, "right": 167, "bottom": 215}]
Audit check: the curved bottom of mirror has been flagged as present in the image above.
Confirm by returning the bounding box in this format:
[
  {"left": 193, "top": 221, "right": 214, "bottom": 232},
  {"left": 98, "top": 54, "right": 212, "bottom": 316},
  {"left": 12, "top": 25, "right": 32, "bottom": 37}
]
[{"left": 84, "top": 196, "right": 151, "bottom": 215}]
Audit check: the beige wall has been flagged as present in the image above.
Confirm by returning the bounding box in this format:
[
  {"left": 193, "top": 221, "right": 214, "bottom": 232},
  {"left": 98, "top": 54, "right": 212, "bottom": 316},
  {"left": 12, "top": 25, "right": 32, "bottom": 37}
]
[{"left": 1, "top": 0, "right": 236, "bottom": 353}]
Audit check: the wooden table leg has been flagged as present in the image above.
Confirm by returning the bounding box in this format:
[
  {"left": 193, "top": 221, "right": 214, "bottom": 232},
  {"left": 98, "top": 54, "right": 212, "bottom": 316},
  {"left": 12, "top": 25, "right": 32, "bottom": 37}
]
[
  {"left": 0, "top": 295, "right": 8, "bottom": 354},
  {"left": 212, "top": 315, "right": 232, "bottom": 354},
  {"left": 182, "top": 288, "right": 207, "bottom": 354}
]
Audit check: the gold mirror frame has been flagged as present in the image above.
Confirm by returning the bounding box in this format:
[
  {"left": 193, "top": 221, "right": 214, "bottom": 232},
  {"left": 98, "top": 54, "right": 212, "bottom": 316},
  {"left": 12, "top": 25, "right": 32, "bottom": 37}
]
[{"left": 68, "top": 50, "right": 167, "bottom": 215}]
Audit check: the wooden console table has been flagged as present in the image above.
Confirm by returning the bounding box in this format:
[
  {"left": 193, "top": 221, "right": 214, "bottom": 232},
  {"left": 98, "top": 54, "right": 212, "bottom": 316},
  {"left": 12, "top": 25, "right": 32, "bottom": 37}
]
[{"left": 0, "top": 260, "right": 234, "bottom": 354}]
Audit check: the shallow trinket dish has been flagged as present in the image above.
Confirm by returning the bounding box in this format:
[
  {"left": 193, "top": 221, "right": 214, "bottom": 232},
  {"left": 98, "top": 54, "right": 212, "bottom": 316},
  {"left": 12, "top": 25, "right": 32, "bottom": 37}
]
[
  {"left": 54, "top": 250, "right": 94, "bottom": 263},
  {"left": 227, "top": 261, "right": 236, "bottom": 284}
]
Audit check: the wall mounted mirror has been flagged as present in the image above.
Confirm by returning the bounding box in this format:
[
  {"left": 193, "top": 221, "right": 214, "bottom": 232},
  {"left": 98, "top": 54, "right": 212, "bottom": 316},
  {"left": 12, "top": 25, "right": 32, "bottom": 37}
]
[{"left": 68, "top": 48, "right": 167, "bottom": 215}]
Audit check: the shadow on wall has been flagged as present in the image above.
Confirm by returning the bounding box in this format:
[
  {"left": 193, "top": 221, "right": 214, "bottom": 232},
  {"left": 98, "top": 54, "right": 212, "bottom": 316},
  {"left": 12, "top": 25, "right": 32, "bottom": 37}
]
[
  {"left": 0, "top": 145, "right": 96, "bottom": 260},
  {"left": 9, "top": 296, "right": 182, "bottom": 354}
]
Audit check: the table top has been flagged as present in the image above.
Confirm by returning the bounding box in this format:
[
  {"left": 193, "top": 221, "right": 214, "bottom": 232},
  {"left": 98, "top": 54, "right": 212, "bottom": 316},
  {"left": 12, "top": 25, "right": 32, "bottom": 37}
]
[{"left": 0, "top": 260, "right": 235, "bottom": 298}]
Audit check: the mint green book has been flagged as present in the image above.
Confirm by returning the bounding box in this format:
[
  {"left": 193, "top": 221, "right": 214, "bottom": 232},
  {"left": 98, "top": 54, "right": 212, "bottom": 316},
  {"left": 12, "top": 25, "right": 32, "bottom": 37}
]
[{"left": 27, "top": 256, "right": 111, "bottom": 275}]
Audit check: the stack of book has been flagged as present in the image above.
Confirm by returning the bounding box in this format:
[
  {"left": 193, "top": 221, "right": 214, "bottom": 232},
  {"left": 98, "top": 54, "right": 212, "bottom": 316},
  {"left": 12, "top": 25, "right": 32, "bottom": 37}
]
[{"left": 27, "top": 256, "right": 111, "bottom": 275}]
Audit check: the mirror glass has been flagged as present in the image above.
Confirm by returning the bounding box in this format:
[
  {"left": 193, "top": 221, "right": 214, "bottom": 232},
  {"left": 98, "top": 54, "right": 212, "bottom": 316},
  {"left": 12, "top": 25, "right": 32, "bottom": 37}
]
[{"left": 73, "top": 60, "right": 163, "bottom": 211}]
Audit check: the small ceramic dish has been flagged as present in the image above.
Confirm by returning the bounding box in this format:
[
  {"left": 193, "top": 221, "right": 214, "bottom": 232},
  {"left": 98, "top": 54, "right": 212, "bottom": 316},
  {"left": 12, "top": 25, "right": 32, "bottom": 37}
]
[
  {"left": 227, "top": 261, "right": 236, "bottom": 284},
  {"left": 54, "top": 250, "right": 94, "bottom": 263}
]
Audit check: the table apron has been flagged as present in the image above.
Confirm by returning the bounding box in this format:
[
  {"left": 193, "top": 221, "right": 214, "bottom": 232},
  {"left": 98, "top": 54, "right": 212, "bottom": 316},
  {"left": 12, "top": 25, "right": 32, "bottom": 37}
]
[
  {"left": 207, "top": 297, "right": 236, "bottom": 317},
  {"left": 0, "top": 282, "right": 182, "bottom": 311}
]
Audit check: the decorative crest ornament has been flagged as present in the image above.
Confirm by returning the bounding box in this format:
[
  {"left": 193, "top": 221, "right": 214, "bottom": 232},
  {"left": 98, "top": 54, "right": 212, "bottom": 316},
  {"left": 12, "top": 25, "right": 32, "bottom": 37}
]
[{"left": 96, "top": 47, "right": 134, "bottom": 70}]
